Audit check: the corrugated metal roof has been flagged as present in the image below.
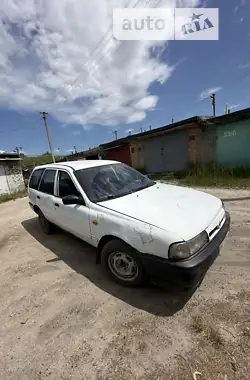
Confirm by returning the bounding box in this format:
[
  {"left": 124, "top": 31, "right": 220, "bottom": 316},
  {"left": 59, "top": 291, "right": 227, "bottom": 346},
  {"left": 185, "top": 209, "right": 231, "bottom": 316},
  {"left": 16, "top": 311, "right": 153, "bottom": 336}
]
[
  {"left": 209, "top": 107, "right": 250, "bottom": 125},
  {"left": 100, "top": 116, "right": 206, "bottom": 149}
]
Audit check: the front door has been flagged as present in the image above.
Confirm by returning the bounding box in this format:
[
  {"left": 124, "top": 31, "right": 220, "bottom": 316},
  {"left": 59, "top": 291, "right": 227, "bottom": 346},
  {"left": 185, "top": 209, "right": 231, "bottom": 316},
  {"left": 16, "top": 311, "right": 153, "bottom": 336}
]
[{"left": 54, "top": 170, "right": 92, "bottom": 243}]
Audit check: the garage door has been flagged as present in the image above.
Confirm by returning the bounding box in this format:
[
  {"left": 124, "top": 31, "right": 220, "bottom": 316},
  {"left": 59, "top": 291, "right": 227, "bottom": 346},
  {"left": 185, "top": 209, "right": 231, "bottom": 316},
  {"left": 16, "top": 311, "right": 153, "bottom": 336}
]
[
  {"left": 144, "top": 130, "right": 189, "bottom": 173},
  {"left": 0, "top": 165, "right": 9, "bottom": 194},
  {"left": 143, "top": 137, "right": 165, "bottom": 173}
]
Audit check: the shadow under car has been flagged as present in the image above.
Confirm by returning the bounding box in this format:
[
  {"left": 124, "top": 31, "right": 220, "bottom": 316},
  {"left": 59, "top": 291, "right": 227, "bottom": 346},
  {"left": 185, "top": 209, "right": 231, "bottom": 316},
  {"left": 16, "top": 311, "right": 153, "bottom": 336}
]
[{"left": 21, "top": 217, "right": 200, "bottom": 317}]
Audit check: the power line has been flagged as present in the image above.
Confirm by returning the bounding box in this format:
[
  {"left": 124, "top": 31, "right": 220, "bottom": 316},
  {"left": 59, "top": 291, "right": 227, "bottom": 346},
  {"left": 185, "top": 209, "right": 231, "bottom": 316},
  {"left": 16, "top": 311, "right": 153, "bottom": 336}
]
[
  {"left": 1, "top": 0, "right": 161, "bottom": 141},
  {"left": 62, "top": 0, "right": 156, "bottom": 105},
  {"left": 70, "top": 0, "right": 159, "bottom": 120},
  {"left": 60, "top": 0, "right": 135, "bottom": 102}
]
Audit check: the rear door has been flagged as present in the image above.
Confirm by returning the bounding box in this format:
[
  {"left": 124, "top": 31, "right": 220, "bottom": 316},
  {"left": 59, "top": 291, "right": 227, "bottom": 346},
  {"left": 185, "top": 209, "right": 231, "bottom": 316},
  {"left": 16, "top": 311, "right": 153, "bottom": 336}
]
[
  {"left": 36, "top": 169, "right": 57, "bottom": 224},
  {"left": 28, "top": 168, "right": 45, "bottom": 205},
  {"left": 53, "top": 170, "right": 92, "bottom": 243}
]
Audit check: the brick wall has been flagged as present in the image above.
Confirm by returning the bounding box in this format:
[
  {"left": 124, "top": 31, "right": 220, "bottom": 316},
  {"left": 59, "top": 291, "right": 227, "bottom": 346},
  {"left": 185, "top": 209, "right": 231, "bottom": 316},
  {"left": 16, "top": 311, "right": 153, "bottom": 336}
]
[
  {"left": 188, "top": 126, "right": 202, "bottom": 164},
  {"left": 189, "top": 125, "right": 216, "bottom": 165}
]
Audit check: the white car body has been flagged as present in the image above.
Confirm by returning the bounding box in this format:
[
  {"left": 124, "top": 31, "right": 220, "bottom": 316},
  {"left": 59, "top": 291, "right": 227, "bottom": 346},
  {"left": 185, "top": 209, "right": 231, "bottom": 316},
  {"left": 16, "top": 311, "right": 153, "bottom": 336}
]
[{"left": 28, "top": 160, "right": 230, "bottom": 286}]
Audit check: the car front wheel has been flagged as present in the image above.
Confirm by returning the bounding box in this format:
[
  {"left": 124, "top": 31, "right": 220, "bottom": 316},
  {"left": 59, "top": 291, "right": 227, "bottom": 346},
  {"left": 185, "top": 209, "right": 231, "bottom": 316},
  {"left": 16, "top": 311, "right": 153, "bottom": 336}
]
[{"left": 101, "top": 239, "right": 145, "bottom": 286}]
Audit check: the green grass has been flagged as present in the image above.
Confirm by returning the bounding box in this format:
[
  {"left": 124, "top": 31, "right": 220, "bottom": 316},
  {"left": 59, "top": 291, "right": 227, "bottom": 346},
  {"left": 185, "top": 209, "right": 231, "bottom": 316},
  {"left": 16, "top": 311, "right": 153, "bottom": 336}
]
[
  {"left": 21, "top": 154, "right": 64, "bottom": 168},
  {"left": 150, "top": 164, "right": 250, "bottom": 188},
  {"left": 0, "top": 189, "right": 27, "bottom": 204},
  {"left": 179, "top": 176, "right": 250, "bottom": 188}
]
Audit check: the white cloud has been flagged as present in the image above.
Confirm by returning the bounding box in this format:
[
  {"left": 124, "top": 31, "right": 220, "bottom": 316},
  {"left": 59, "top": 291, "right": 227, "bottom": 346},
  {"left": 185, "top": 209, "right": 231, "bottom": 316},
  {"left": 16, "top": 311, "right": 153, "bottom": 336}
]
[
  {"left": 199, "top": 86, "right": 223, "bottom": 100},
  {"left": 235, "top": 0, "right": 246, "bottom": 12},
  {"left": 239, "top": 17, "right": 244, "bottom": 23},
  {"left": 127, "top": 111, "right": 146, "bottom": 123},
  {"left": 228, "top": 104, "right": 241, "bottom": 111},
  {"left": 239, "top": 63, "right": 250, "bottom": 69},
  {"left": 134, "top": 96, "right": 158, "bottom": 110},
  {"left": 0, "top": 0, "right": 199, "bottom": 128}
]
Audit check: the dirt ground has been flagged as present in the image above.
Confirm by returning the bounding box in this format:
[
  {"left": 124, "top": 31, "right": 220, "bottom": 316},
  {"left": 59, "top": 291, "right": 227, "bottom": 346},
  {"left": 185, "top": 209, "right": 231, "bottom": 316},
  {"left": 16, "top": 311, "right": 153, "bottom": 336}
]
[{"left": 0, "top": 188, "right": 250, "bottom": 380}]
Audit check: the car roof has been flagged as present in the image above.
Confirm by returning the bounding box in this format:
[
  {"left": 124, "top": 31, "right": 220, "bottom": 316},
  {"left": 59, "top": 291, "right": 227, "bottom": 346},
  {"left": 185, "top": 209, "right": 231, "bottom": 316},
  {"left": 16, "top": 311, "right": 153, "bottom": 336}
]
[{"left": 34, "top": 159, "right": 119, "bottom": 171}]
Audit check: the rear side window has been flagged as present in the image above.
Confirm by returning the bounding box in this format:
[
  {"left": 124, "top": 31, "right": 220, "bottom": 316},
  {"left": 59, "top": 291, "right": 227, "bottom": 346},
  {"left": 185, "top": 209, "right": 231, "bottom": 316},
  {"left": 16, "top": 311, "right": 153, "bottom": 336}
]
[
  {"left": 29, "top": 169, "right": 45, "bottom": 190},
  {"left": 39, "top": 169, "right": 56, "bottom": 195}
]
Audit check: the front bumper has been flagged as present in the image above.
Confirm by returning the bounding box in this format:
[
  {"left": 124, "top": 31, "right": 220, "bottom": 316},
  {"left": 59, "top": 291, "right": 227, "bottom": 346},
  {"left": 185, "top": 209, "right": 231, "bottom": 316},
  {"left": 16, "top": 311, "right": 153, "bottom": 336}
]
[{"left": 141, "top": 212, "right": 230, "bottom": 288}]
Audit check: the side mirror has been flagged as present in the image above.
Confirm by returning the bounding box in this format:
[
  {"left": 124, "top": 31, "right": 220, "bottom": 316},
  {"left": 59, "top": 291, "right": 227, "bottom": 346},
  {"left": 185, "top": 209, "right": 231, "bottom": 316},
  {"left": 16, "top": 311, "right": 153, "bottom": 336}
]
[{"left": 62, "top": 195, "right": 85, "bottom": 206}]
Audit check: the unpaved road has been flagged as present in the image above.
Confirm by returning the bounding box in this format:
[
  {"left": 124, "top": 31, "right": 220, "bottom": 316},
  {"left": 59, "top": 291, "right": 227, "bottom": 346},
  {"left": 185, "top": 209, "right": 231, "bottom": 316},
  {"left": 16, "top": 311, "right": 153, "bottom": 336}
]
[{"left": 0, "top": 188, "right": 250, "bottom": 380}]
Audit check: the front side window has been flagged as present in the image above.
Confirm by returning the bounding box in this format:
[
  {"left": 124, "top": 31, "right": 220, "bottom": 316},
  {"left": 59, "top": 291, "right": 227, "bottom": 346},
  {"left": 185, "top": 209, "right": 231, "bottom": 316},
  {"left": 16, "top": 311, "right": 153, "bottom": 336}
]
[
  {"left": 29, "top": 169, "right": 45, "bottom": 190},
  {"left": 39, "top": 169, "right": 56, "bottom": 195},
  {"left": 75, "top": 163, "right": 155, "bottom": 203},
  {"left": 58, "top": 171, "right": 79, "bottom": 198}
]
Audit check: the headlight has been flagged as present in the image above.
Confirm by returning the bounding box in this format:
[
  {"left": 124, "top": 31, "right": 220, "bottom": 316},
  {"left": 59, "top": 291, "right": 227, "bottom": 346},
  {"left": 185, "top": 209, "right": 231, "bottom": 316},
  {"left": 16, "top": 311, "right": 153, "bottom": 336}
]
[
  {"left": 188, "top": 231, "right": 208, "bottom": 256},
  {"left": 169, "top": 242, "right": 190, "bottom": 260},
  {"left": 169, "top": 231, "right": 208, "bottom": 260}
]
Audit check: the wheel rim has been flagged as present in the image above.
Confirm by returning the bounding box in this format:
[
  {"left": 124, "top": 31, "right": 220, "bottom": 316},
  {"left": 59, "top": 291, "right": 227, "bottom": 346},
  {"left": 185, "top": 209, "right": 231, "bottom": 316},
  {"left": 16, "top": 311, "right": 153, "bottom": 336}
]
[{"left": 108, "top": 251, "right": 139, "bottom": 281}]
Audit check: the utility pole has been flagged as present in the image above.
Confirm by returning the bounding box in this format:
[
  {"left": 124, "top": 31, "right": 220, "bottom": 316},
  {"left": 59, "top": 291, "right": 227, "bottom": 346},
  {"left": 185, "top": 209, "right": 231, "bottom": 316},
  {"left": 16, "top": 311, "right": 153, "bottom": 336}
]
[
  {"left": 149, "top": 125, "right": 152, "bottom": 130},
  {"left": 40, "top": 112, "right": 55, "bottom": 163},
  {"left": 74, "top": 145, "right": 77, "bottom": 154},
  {"left": 172, "top": 118, "right": 174, "bottom": 124},
  {"left": 113, "top": 130, "right": 118, "bottom": 140},
  {"left": 140, "top": 127, "right": 143, "bottom": 133},
  {"left": 210, "top": 93, "right": 216, "bottom": 116}
]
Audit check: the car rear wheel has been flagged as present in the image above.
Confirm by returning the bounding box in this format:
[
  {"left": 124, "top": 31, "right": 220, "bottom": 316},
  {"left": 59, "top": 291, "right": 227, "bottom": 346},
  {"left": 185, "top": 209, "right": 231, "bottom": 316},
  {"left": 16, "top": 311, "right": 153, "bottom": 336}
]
[
  {"left": 38, "top": 211, "right": 54, "bottom": 234},
  {"left": 101, "top": 239, "right": 145, "bottom": 286}
]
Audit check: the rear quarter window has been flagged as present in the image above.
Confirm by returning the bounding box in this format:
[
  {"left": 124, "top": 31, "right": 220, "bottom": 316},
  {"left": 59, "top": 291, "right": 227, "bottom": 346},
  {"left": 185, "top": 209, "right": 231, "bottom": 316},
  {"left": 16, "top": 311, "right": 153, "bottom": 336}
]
[{"left": 29, "top": 169, "right": 45, "bottom": 190}]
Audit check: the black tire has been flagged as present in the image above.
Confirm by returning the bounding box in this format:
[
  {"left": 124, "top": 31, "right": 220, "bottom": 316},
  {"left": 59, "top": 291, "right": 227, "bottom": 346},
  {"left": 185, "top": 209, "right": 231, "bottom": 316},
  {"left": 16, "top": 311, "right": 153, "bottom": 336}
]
[
  {"left": 100, "top": 239, "right": 145, "bottom": 286},
  {"left": 38, "top": 211, "right": 54, "bottom": 235}
]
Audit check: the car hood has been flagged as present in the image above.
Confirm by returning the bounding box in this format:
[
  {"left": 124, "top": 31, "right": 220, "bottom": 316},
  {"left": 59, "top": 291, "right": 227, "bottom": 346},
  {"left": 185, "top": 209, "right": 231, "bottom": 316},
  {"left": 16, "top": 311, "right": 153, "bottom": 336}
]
[{"left": 98, "top": 183, "right": 223, "bottom": 241}]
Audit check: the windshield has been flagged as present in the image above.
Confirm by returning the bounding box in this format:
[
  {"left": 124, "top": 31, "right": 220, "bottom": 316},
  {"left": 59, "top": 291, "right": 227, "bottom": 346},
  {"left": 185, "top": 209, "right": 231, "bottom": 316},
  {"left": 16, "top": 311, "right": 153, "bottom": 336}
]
[{"left": 74, "top": 163, "right": 155, "bottom": 203}]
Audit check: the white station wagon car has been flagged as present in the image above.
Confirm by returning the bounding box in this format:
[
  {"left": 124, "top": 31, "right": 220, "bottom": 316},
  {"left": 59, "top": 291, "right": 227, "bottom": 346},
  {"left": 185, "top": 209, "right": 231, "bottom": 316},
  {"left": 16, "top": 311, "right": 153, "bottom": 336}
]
[{"left": 28, "top": 160, "right": 230, "bottom": 288}]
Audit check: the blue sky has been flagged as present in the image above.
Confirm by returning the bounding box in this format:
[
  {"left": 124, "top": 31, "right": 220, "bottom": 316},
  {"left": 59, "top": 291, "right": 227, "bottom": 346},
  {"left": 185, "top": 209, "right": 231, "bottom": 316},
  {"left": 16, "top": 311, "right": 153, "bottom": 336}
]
[{"left": 0, "top": 0, "right": 249, "bottom": 156}]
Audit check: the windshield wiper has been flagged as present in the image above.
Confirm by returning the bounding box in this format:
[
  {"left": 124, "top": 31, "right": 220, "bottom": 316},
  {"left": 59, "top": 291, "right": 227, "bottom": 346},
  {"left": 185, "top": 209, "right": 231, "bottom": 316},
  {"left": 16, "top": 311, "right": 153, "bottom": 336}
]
[
  {"left": 134, "top": 182, "right": 155, "bottom": 192},
  {"left": 99, "top": 195, "right": 117, "bottom": 202}
]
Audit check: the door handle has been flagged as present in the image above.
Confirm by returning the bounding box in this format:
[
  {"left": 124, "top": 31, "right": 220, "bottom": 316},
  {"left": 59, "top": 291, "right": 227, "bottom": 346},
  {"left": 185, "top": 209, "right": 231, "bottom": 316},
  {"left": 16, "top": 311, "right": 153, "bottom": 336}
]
[
  {"left": 37, "top": 196, "right": 40, "bottom": 199},
  {"left": 54, "top": 203, "right": 59, "bottom": 207}
]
